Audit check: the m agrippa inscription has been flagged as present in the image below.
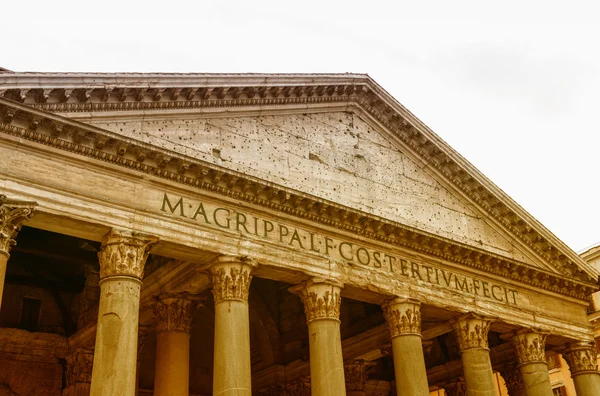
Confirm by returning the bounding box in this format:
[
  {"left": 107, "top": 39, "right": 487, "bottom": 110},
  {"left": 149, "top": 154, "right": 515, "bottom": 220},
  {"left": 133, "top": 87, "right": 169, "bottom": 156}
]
[{"left": 161, "top": 193, "right": 519, "bottom": 305}]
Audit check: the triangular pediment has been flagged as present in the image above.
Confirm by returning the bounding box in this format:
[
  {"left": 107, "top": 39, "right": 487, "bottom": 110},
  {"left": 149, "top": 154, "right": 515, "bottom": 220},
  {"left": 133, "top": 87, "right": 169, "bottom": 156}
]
[{"left": 0, "top": 72, "right": 597, "bottom": 288}]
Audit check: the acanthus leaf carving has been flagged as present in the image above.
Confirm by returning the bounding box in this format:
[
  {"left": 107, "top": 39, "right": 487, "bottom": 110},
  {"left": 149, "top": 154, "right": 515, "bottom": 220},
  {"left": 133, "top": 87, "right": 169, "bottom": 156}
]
[
  {"left": 97, "top": 229, "right": 158, "bottom": 280},
  {"left": 290, "top": 278, "right": 342, "bottom": 322},
  {"left": 509, "top": 330, "right": 547, "bottom": 365},
  {"left": 65, "top": 348, "right": 94, "bottom": 386},
  {"left": 0, "top": 195, "right": 36, "bottom": 255},
  {"left": 344, "top": 360, "right": 376, "bottom": 391},
  {"left": 451, "top": 314, "right": 493, "bottom": 351},
  {"left": 210, "top": 256, "right": 255, "bottom": 303},
  {"left": 382, "top": 298, "right": 421, "bottom": 337},
  {"left": 563, "top": 341, "right": 600, "bottom": 376},
  {"left": 499, "top": 364, "right": 525, "bottom": 395},
  {"left": 153, "top": 293, "right": 202, "bottom": 333}
]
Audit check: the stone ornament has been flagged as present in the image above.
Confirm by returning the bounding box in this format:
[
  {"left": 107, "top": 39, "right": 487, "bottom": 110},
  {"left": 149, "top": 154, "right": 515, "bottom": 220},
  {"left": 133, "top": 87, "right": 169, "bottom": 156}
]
[
  {"left": 443, "top": 378, "right": 467, "bottom": 396},
  {"left": 344, "top": 360, "right": 376, "bottom": 391},
  {"left": 563, "top": 341, "right": 600, "bottom": 376},
  {"left": 451, "top": 314, "right": 493, "bottom": 351},
  {"left": 289, "top": 278, "right": 343, "bottom": 323},
  {"left": 509, "top": 330, "right": 548, "bottom": 366},
  {"left": 65, "top": 348, "right": 94, "bottom": 386},
  {"left": 210, "top": 256, "right": 256, "bottom": 303},
  {"left": 0, "top": 195, "right": 36, "bottom": 256},
  {"left": 137, "top": 324, "right": 152, "bottom": 361},
  {"left": 153, "top": 293, "right": 203, "bottom": 333},
  {"left": 257, "top": 384, "right": 286, "bottom": 396},
  {"left": 97, "top": 229, "right": 158, "bottom": 280},
  {"left": 285, "top": 377, "right": 311, "bottom": 396},
  {"left": 499, "top": 364, "right": 525, "bottom": 395},
  {"left": 382, "top": 297, "right": 421, "bottom": 338}
]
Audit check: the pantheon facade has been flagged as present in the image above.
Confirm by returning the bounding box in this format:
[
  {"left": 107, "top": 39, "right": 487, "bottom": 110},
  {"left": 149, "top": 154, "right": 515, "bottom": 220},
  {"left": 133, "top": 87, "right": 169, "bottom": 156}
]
[{"left": 0, "top": 72, "right": 599, "bottom": 396}]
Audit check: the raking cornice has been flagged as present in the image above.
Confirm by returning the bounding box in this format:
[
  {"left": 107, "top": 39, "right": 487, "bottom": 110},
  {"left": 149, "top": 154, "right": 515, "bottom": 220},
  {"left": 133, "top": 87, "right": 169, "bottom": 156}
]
[
  {"left": 0, "top": 95, "right": 596, "bottom": 301},
  {"left": 0, "top": 73, "right": 597, "bottom": 291}
]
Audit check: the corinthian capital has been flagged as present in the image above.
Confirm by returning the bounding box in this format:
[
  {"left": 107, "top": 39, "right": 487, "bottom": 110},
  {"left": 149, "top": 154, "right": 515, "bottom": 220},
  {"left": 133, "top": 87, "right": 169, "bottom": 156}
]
[
  {"left": 0, "top": 195, "right": 36, "bottom": 256},
  {"left": 210, "top": 255, "right": 256, "bottom": 303},
  {"left": 563, "top": 341, "right": 600, "bottom": 376},
  {"left": 344, "top": 360, "right": 376, "bottom": 392},
  {"left": 153, "top": 293, "right": 203, "bottom": 333},
  {"left": 97, "top": 229, "right": 158, "bottom": 280},
  {"left": 289, "top": 278, "right": 343, "bottom": 322},
  {"left": 65, "top": 348, "right": 94, "bottom": 386},
  {"left": 509, "top": 329, "right": 548, "bottom": 366},
  {"left": 382, "top": 297, "right": 421, "bottom": 338},
  {"left": 443, "top": 378, "right": 467, "bottom": 396},
  {"left": 499, "top": 364, "right": 525, "bottom": 395},
  {"left": 451, "top": 314, "right": 493, "bottom": 351}
]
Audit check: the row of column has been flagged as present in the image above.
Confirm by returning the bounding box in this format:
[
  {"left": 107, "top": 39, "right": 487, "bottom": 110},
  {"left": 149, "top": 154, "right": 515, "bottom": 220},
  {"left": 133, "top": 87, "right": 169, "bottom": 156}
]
[{"left": 2, "top": 203, "right": 600, "bottom": 396}]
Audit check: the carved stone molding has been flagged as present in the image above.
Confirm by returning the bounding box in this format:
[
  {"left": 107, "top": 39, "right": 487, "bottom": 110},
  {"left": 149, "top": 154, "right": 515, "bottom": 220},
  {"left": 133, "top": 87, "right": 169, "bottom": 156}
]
[
  {"left": 210, "top": 256, "right": 256, "bottom": 303},
  {"left": 382, "top": 297, "right": 421, "bottom": 338},
  {"left": 509, "top": 330, "right": 548, "bottom": 366},
  {"left": 285, "top": 377, "right": 311, "bottom": 396},
  {"left": 97, "top": 229, "right": 158, "bottom": 281},
  {"left": 344, "top": 360, "right": 376, "bottom": 391},
  {"left": 137, "top": 324, "right": 152, "bottom": 362},
  {"left": 563, "top": 341, "right": 600, "bottom": 376},
  {"left": 0, "top": 195, "right": 36, "bottom": 256},
  {"left": 257, "top": 384, "right": 286, "bottom": 396},
  {"left": 451, "top": 314, "right": 493, "bottom": 351},
  {"left": 289, "top": 278, "right": 343, "bottom": 323},
  {"left": 443, "top": 378, "right": 467, "bottom": 396},
  {"left": 499, "top": 364, "right": 525, "bottom": 395},
  {"left": 0, "top": 95, "right": 596, "bottom": 300},
  {"left": 65, "top": 348, "right": 94, "bottom": 386},
  {"left": 153, "top": 293, "right": 202, "bottom": 333}
]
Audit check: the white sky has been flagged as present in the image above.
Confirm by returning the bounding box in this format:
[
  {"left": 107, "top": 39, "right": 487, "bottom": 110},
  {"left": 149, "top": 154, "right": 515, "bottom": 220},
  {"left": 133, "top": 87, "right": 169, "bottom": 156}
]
[{"left": 3, "top": 1, "right": 600, "bottom": 251}]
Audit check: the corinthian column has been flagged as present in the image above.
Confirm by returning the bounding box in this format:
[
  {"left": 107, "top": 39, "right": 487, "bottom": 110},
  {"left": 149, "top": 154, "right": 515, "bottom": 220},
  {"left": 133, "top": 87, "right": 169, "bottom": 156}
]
[
  {"left": 382, "top": 298, "right": 429, "bottom": 396},
  {"left": 0, "top": 195, "right": 35, "bottom": 310},
  {"left": 443, "top": 378, "right": 467, "bottom": 396},
  {"left": 153, "top": 294, "right": 201, "bottom": 396},
  {"left": 63, "top": 348, "right": 94, "bottom": 396},
  {"left": 451, "top": 314, "right": 496, "bottom": 396},
  {"left": 211, "top": 256, "right": 256, "bottom": 396},
  {"left": 90, "top": 229, "right": 158, "bottom": 396},
  {"left": 290, "top": 278, "right": 346, "bottom": 396},
  {"left": 508, "top": 330, "right": 552, "bottom": 396},
  {"left": 563, "top": 341, "right": 600, "bottom": 396}
]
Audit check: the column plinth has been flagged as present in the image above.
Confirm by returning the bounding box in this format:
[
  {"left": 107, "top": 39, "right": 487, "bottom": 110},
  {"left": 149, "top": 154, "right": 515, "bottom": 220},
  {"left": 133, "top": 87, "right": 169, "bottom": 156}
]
[
  {"left": 153, "top": 293, "right": 201, "bottom": 396},
  {"left": 563, "top": 341, "right": 600, "bottom": 396},
  {"left": 382, "top": 297, "right": 429, "bottom": 396},
  {"left": 63, "top": 348, "right": 94, "bottom": 396},
  {"left": 0, "top": 195, "right": 36, "bottom": 310},
  {"left": 508, "top": 330, "right": 553, "bottom": 396},
  {"left": 90, "top": 229, "right": 158, "bottom": 396},
  {"left": 451, "top": 314, "right": 496, "bottom": 396},
  {"left": 211, "top": 256, "right": 256, "bottom": 396},
  {"left": 290, "top": 278, "right": 346, "bottom": 396}
]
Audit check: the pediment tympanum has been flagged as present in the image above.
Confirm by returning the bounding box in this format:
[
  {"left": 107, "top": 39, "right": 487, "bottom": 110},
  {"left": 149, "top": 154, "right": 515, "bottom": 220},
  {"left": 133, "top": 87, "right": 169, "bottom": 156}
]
[{"left": 0, "top": 74, "right": 597, "bottom": 303}]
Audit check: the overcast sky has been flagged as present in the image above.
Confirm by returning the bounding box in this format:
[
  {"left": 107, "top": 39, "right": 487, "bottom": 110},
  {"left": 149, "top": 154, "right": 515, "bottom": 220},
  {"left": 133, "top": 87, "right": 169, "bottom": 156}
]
[{"left": 3, "top": 1, "right": 599, "bottom": 251}]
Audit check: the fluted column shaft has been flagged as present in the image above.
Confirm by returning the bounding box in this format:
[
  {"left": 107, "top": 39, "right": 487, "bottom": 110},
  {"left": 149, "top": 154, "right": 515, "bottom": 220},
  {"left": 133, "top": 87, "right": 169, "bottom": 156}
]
[
  {"left": 563, "top": 341, "right": 600, "bottom": 396},
  {"left": 508, "top": 330, "right": 552, "bottom": 396},
  {"left": 211, "top": 256, "right": 256, "bottom": 396},
  {"left": 452, "top": 314, "right": 496, "bottom": 396},
  {"left": 382, "top": 298, "right": 429, "bottom": 396},
  {"left": 153, "top": 294, "right": 200, "bottom": 396},
  {"left": 90, "top": 229, "right": 157, "bottom": 396},
  {"left": 0, "top": 195, "right": 35, "bottom": 310},
  {"left": 291, "top": 278, "right": 346, "bottom": 396}
]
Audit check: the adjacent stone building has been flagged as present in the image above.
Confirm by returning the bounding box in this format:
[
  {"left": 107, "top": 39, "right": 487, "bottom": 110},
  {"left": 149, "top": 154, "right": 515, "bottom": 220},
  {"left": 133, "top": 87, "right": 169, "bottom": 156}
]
[{"left": 0, "top": 72, "right": 599, "bottom": 396}]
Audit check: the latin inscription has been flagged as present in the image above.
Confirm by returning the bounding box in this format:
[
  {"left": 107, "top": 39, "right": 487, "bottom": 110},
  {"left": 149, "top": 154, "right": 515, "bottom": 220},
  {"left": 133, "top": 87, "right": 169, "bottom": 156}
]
[{"left": 162, "top": 193, "right": 519, "bottom": 305}]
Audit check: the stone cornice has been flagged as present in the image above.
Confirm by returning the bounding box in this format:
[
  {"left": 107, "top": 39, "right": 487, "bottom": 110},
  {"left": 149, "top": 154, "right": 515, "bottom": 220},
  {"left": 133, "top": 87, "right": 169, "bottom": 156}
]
[{"left": 0, "top": 88, "right": 597, "bottom": 300}]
